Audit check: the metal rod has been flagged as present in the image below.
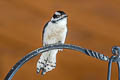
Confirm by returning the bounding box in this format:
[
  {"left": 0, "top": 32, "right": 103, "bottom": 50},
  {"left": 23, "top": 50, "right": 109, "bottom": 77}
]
[
  {"left": 117, "top": 47, "right": 120, "bottom": 80},
  {"left": 107, "top": 56, "right": 114, "bottom": 80},
  {"left": 4, "top": 44, "right": 109, "bottom": 80},
  {"left": 112, "top": 46, "right": 120, "bottom": 80},
  {"left": 117, "top": 60, "right": 120, "bottom": 80}
]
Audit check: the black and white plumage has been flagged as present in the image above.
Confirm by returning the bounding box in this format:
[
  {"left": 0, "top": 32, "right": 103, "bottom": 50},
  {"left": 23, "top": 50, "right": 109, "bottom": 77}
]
[{"left": 37, "top": 11, "right": 68, "bottom": 75}]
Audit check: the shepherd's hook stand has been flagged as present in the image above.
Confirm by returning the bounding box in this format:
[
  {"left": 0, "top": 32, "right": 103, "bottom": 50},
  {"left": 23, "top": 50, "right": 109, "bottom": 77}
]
[
  {"left": 4, "top": 44, "right": 120, "bottom": 80},
  {"left": 107, "top": 46, "right": 120, "bottom": 80}
]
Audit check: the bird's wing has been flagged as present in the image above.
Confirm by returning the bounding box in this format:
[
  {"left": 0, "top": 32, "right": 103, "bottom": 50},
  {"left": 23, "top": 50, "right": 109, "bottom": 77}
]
[{"left": 42, "top": 21, "right": 49, "bottom": 45}]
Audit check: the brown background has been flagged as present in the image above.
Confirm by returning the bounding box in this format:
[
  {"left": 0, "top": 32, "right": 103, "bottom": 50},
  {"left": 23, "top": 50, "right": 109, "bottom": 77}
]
[{"left": 0, "top": 0, "right": 120, "bottom": 80}]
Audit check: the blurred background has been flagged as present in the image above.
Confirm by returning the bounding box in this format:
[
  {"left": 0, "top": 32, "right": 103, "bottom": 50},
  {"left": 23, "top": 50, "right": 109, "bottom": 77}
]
[{"left": 0, "top": 0, "right": 120, "bottom": 80}]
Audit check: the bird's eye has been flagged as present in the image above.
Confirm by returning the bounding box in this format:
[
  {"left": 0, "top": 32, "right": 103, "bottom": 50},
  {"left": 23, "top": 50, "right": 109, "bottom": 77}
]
[
  {"left": 56, "top": 15, "right": 60, "bottom": 18},
  {"left": 53, "top": 14, "right": 61, "bottom": 18}
]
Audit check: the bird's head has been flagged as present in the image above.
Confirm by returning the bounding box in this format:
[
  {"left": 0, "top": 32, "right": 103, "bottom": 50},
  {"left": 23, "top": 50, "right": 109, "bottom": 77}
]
[{"left": 51, "top": 11, "right": 68, "bottom": 23}]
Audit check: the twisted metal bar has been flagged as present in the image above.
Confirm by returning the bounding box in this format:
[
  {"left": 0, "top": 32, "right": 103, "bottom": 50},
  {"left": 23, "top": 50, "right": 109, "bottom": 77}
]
[{"left": 4, "top": 44, "right": 109, "bottom": 80}]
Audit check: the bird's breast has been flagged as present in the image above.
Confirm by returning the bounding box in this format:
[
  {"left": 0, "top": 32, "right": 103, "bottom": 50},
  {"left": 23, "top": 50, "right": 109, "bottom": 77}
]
[{"left": 43, "top": 23, "right": 67, "bottom": 44}]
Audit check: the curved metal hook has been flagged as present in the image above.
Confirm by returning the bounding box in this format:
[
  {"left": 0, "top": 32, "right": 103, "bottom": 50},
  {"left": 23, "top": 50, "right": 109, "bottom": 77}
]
[
  {"left": 4, "top": 44, "right": 109, "bottom": 80},
  {"left": 111, "top": 46, "right": 120, "bottom": 80},
  {"left": 107, "top": 56, "right": 116, "bottom": 80}
]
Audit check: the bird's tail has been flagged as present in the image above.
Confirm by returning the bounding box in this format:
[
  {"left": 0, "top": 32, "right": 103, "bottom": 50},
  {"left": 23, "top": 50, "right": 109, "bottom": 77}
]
[{"left": 37, "top": 50, "right": 58, "bottom": 75}]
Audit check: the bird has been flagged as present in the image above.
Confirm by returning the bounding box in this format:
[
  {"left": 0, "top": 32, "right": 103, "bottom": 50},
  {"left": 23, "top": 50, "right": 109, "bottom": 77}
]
[{"left": 37, "top": 11, "right": 68, "bottom": 75}]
